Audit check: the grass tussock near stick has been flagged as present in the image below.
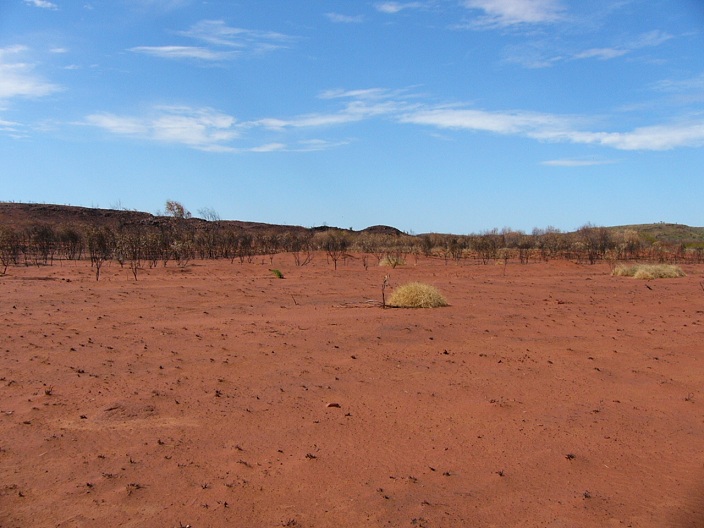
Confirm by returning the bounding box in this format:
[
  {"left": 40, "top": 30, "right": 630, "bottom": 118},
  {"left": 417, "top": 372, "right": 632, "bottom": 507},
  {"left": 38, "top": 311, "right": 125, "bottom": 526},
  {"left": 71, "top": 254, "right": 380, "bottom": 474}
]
[
  {"left": 387, "top": 282, "right": 448, "bottom": 308},
  {"left": 611, "top": 264, "right": 685, "bottom": 280}
]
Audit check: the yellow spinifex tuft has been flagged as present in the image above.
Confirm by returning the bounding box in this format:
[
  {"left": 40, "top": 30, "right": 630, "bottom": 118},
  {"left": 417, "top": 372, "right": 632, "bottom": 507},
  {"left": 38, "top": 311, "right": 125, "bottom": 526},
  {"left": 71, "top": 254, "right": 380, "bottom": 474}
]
[{"left": 387, "top": 282, "right": 448, "bottom": 308}]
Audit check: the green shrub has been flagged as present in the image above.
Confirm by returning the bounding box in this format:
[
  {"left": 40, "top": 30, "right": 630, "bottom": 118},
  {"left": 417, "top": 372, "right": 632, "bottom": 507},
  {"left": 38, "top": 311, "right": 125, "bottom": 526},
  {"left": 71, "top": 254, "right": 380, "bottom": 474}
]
[
  {"left": 612, "top": 264, "right": 685, "bottom": 279},
  {"left": 387, "top": 282, "right": 448, "bottom": 308}
]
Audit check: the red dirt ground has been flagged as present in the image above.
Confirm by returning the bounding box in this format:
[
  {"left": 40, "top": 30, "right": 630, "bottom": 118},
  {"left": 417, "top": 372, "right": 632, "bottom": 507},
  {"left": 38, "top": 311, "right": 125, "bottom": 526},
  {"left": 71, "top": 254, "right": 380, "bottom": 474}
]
[{"left": 1, "top": 255, "right": 703, "bottom": 528}]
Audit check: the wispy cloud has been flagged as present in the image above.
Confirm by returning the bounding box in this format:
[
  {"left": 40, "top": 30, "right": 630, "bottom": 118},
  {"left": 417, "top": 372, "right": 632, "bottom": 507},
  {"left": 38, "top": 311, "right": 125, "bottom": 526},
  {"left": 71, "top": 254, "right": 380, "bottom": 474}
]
[
  {"left": 502, "top": 43, "right": 562, "bottom": 68},
  {"left": 129, "top": 45, "right": 236, "bottom": 61},
  {"left": 558, "top": 122, "right": 704, "bottom": 151},
  {"left": 630, "top": 30, "right": 673, "bottom": 49},
  {"left": 319, "top": 87, "right": 406, "bottom": 100},
  {"left": 81, "top": 89, "right": 404, "bottom": 152},
  {"left": 249, "top": 142, "right": 286, "bottom": 153},
  {"left": 574, "top": 30, "right": 673, "bottom": 62},
  {"left": 649, "top": 72, "right": 704, "bottom": 106},
  {"left": 399, "top": 104, "right": 704, "bottom": 150},
  {"left": 84, "top": 114, "right": 148, "bottom": 136},
  {"left": 294, "top": 139, "right": 353, "bottom": 152},
  {"left": 253, "top": 88, "right": 412, "bottom": 130},
  {"left": 313, "top": 92, "right": 696, "bottom": 152},
  {"left": 127, "top": 0, "right": 191, "bottom": 12},
  {"left": 573, "top": 47, "right": 628, "bottom": 60},
  {"left": 374, "top": 2, "right": 425, "bottom": 14},
  {"left": 0, "top": 46, "right": 61, "bottom": 100},
  {"left": 82, "top": 88, "right": 704, "bottom": 153},
  {"left": 247, "top": 139, "right": 352, "bottom": 153},
  {"left": 180, "top": 20, "right": 295, "bottom": 53},
  {"left": 462, "top": 0, "right": 565, "bottom": 27},
  {"left": 0, "top": 118, "right": 23, "bottom": 138},
  {"left": 24, "top": 0, "right": 58, "bottom": 10},
  {"left": 252, "top": 100, "right": 403, "bottom": 129},
  {"left": 253, "top": 113, "right": 363, "bottom": 130},
  {"left": 85, "top": 106, "right": 239, "bottom": 152},
  {"left": 652, "top": 73, "right": 704, "bottom": 93},
  {"left": 505, "top": 29, "right": 674, "bottom": 69},
  {"left": 398, "top": 106, "right": 575, "bottom": 135},
  {"left": 326, "top": 13, "right": 364, "bottom": 24},
  {"left": 130, "top": 20, "right": 295, "bottom": 63},
  {"left": 541, "top": 158, "right": 617, "bottom": 167},
  {"left": 82, "top": 103, "right": 359, "bottom": 153}
]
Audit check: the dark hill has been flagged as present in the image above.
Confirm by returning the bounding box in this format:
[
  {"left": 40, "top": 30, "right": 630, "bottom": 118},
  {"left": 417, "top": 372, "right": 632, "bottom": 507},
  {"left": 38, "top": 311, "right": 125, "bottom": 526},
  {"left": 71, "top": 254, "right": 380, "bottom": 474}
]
[
  {"left": 1, "top": 203, "right": 702, "bottom": 245},
  {"left": 0, "top": 202, "right": 403, "bottom": 236}
]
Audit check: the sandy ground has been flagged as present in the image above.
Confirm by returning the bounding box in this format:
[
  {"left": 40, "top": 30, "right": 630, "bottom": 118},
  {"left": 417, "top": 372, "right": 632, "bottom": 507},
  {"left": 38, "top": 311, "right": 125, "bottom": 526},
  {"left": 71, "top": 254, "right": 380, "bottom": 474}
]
[{"left": 1, "top": 254, "right": 703, "bottom": 528}]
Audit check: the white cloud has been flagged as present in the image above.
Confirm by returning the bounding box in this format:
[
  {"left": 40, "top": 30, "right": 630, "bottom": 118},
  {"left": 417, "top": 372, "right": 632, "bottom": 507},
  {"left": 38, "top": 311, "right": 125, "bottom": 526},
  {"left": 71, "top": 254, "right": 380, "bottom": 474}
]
[
  {"left": 151, "top": 111, "right": 235, "bottom": 147},
  {"left": 84, "top": 113, "right": 148, "bottom": 136},
  {"left": 132, "top": 20, "right": 296, "bottom": 63},
  {"left": 181, "top": 20, "right": 294, "bottom": 53},
  {"left": 252, "top": 95, "right": 408, "bottom": 131},
  {"left": 319, "top": 88, "right": 397, "bottom": 100},
  {"left": 249, "top": 142, "right": 286, "bottom": 153},
  {"left": 127, "top": 0, "right": 190, "bottom": 11},
  {"left": 502, "top": 43, "right": 562, "bottom": 68},
  {"left": 541, "top": 158, "right": 617, "bottom": 167},
  {"left": 0, "top": 46, "right": 61, "bottom": 100},
  {"left": 253, "top": 112, "right": 363, "bottom": 130},
  {"left": 505, "top": 29, "right": 675, "bottom": 69},
  {"left": 250, "top": 88, "right": 409, "bottom": 130},
  {"left": 573, "top": 47, "right": 628, "bottom": 60},
  {"left": 82, "top": 89, "right": 704, "bottom": 154},
  {"left": 462, "top": 0, "right": 564, "bottom": 27},
  {"left": 246, "top": 139, "right": 352, "bottom": 153},
  {"left": 294, "top": 139, "right": 351, "bottom": 152},
  {"left": 573, "top": 30, "right": 673, "bottom": 62},
  {"left": 326, "top": 13, "right": 364, "bottom": 23},
  {"left": 375, "top": 2, "right": 424, "bottom": 14},
  {"left": 398, "top": 106, "right": 573, "bottom": 135},
  {"left": 654, "top": 74, "right": 704, "bottom": 92},
  {"left": 129, "top": 45, "right": 235, "bottom": 61},
  {"left": 557, "top": 122, "right": 704, "bottom": 151},
  {"left": 85, "top": 106, "right": 239, "bottom": 152},
  {"left": 0, "top": 118, "right": 20, "bottom": 128},
  {"left": 630, "top": 30, "right": 673, "bottom": 49},
  {"left": 82, "top": 90, "right": 403, "bottom": 153},
  {"left": 24, "top": 0, "right": 58, "bottom": 10},
  {"left": 398, "top": 104, "right": 704, "bottom": 150},
  {"left": 0, "top": 118, "right": 23, "bottom": 138}
]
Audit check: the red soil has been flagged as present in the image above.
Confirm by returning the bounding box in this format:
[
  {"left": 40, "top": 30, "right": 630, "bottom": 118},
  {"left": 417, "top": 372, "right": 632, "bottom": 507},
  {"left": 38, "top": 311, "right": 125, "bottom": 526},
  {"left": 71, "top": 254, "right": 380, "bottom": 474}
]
[{"left": 1, "top": 256, "right": 703, "bottom": 527}]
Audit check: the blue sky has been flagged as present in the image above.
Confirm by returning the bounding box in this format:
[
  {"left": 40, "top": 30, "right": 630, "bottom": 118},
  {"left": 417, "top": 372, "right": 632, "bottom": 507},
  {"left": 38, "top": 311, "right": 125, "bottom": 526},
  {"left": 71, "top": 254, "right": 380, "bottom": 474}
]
[{"left": 1, "top": 0, "right": 703, "bottom": 233}]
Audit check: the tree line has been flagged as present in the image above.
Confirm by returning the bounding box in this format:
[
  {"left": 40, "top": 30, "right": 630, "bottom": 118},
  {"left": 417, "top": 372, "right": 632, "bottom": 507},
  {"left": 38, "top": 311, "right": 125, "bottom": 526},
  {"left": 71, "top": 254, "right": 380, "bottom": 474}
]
[{"left": 1, "top": 217, "right": 702, "bottom": 278}]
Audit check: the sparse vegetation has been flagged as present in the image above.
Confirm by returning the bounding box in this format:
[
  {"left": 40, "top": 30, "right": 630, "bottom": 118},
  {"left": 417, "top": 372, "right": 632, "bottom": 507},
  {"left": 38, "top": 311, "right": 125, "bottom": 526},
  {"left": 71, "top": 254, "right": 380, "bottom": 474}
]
[
  {"left": 612, "top": 264, "right": 686, "bottom": 279},
  {"left": 387, "top": 282, "right": 448, "bottom": 308},
  {"left": 1, "top": 204, "right": 703, "bottom": 278},
  {"left": 86, "top": 226, "right": 115, "bottom": 281},
  {"left": 0, "top": 226, "right": 20, "bottom": 274},
  {"left": 164, "top": 200, "right": 191, "bottom": 219},
  {"left": 321, "top": 230, "right": 348, "bottom": 270}
]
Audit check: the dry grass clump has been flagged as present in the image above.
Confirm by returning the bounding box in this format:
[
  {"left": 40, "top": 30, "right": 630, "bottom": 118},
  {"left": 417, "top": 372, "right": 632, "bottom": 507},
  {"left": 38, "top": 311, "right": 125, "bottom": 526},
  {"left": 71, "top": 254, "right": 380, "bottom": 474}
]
[
  {"left": 612, "top": 264, "right": 685, "bottom": 280},
  {"left": 387, "top": 282, "right": 448, "bottom": 308},
  {"left": 379, "top": 255, "right": 405, "bottom": 268}
]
